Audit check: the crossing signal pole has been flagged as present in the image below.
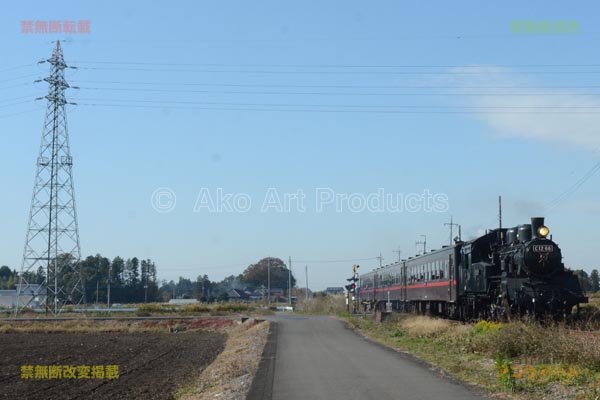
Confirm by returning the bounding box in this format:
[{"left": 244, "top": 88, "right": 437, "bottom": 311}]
[{"left": 345, "top": 264, "right": 359, "bottom": 313}]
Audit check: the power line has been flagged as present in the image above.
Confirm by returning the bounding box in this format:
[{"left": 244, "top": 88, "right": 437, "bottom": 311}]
[
  {"left": 72, "top": 80, "right": 600, "bottom": 90},
  {"left": 74, "top": 103, "right": 600, "bottom": 114},
  {"left": 0, "top": 73, "right": 39, "bottom": 84},
  {"left": 76, "top": 66, "right": 600, "bottom": 75},
  {"left": 545, "top": 160, "right": 600, "bottom": 213},
  {"left": 75, "top": 86, "right": 600, "bottom": 97},
  {"left": 294, "top": 257, "right": 378, "bottom": 263},
  {"left": 0, "top": 83, "right": 33, "bottom": 91},
  {"left": 0, "top": 108, "right": 41, "bottom": 120},
  {"left": 69, "top": 98, "right": 600, "bottom": 109},
  {"left": 0, "top": 95, "right": 39, "bottom": 104},
  {"left": 0, "top": 64, "right": 36, "bottom": 73},
  {"left": 161, "top": 256, "right": 379, "bottom": 271},
  {"left": 73, "top": 61, "right": 600, "bottom": 68},
  {"left": 0, "top": 100, "right": 36, "bottom": 109}
]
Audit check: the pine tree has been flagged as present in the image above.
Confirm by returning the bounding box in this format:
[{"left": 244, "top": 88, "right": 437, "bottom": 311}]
[{"left": 590, "top": 269, "right": 600, "bottom": 293}]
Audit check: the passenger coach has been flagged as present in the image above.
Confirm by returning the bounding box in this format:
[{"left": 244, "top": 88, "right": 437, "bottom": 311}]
[{"left": 359, "top": 245, "right": 459, "bottom": 316}]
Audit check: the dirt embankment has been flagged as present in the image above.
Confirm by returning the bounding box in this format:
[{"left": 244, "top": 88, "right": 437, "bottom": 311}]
[{"left": 178, "top": 319, "right": 270, "bottom": 400}]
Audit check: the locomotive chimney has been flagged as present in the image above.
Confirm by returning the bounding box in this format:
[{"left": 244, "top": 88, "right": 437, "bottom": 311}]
[{"left": 531, "top": 217, "right": 545, "bottom": 239}]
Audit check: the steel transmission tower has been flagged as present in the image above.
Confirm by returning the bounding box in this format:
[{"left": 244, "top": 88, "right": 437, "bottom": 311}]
[{"left": 16, "top": 41, "right": 83, "bottom": 315}]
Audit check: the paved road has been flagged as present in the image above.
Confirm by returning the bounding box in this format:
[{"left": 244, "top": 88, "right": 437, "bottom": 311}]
[{"left": 266, "top": 315, "right": 486, "bottom": 400}]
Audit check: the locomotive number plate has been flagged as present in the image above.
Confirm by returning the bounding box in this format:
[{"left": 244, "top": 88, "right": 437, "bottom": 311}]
[{"left": 533, "top": 245, "right": 553, "bottom": 252}]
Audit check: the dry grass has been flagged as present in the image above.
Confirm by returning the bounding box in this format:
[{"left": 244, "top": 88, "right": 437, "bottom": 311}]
[
  {"left": 296, "top": 294, "right": 346, "bottom": 314},
  {"left": 397, "top": 315, "right": 452, "bottom": 337},
  {"left": 470, "top": 321, "right": 600, "bottom": 370},
  {"left": 177, "top": 319, "right": 270, "bottom": 400},
  {"left": 0, "top": 319, "right": 132, "bottom": 333},
  {"left": 348, "top": 313, "right": 600, "bottom": 399},
  {"left": 0, "top": 318, "right": 236, "bottom": 334}
]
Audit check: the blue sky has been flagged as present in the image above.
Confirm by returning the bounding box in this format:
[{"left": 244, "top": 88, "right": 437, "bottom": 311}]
[{"left": 1, "top": 1, "right": 599, "bottom": 290}]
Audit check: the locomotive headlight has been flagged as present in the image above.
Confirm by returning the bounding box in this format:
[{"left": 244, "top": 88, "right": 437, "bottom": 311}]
[{"left": 538, "top": 225, "right": 550, "bottom": 238}]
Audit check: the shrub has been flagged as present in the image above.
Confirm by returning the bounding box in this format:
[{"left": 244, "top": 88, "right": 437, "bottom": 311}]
[
  {"left": 183, "top": 304, "right": 210, "bottom": 313},
  {"left": 214, "top": 303, "right": 252, "bottom": 313},
  {"left": 472, "top": 320, "right": 503, "bottom": 335},
  {"left": 495, "top": 353, "right": 516, "bottom": 392},
  {"left": 135, "top": 304, "right": 164, "bottom": 316}
]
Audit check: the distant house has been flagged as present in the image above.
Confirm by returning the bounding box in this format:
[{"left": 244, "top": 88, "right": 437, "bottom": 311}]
[
  {"left": 248, "top": 289, "right": 264, "bottom": 301},
  {"left": 325, "top": 287, "right": 345, "bottom": 295},
  {"left": 227, "top": 289, "right": 249, "bottom": 302},
  {"left": 167, "top": 299, "right": 199, "bottom": 305}
]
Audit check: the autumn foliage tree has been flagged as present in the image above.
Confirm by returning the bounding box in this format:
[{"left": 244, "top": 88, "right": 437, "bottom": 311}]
[{"left": 242, "top": 257, "right": 296, "bottom": 289}]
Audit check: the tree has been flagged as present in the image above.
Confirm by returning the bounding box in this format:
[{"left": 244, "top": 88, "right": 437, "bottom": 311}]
[
  {"left": 140, "top": 259, "right": 159, "bottom": 302},
  {"left": 242, "top": 257, "right": 296, "bottom": 290},
  {"left": 124, "top": 257, "right": 140, "bottom": 302},
  {"left": 110, "top": 257, "right": 125, "bottom": 303},
  {"left": 0, "top": 266, "right": 11, "bottom": 279},
  {"left": 573, "top": 269, "right": 592, "bottom": 292},
  {"left": 0, "top": 265, "right": 16, "bottom": 290},
  {"left": 590, "top": 269, "right": 600, "bottom": 293},
  {"left": 217, "top": 292, "right": 229, "bottom": 302},
  {"left": 158, "top": 280, "right": 176, "bottom": 301},
  {"left": 80, "top": 254, "right": 110, "bottom": 303},
  {"left": 194, "top": 275, "right": 211, "bottom": 301},
  {"left": 176, "top": 277, "right": 194, "bottom": 299}
]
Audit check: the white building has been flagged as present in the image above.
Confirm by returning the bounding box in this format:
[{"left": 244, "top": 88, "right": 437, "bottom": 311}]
[{"left": 0, "top": 284, "right": 47, "bottom": 309}]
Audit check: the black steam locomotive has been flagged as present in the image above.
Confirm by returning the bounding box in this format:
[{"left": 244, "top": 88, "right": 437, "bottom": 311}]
[{"left": 358, "top": 217, "right": 587, "bottom": 320}]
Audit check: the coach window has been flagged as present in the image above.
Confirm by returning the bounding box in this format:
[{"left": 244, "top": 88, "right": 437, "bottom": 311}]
[{"left": 430, "top": 261, "right": 434, "bottom": 280}]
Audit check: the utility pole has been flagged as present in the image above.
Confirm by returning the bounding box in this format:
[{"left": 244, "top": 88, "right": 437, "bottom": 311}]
[
  {"left": 107, "top": 264, "right": 111, "bottom": 310},
  {"left": 376, "top": 252, "right": 383, "bottom": 267},
  {"left": 305, "top": 265, "right": 309, "bottom": 302},
  {"left": 96, "top": 280, "right": 99, "bottom": 305},
  {"left": 144, "top": 267, "right": 148, "bottom": 303},
  {"left": 16, "top": 41, "right": 83, "bottom": 316},
  {"left": 444, "top": 216, "right": 460, "bottom": 245},
  {"left": 267, "top": 258, "right": 271, "bottom": 307},
  {"left": 415, "top": 235, "right": 427, "bottom": 255},
  {"left": 392, "top": 246, "right": 401, "bottom": 262},
  {"left": 288, "top": 256, "right": 292, "bottom": 306},
  {"left": 498, "top": 194, "right": 504, "bottom": 243},
  {"left": 498, "top": 195, "right": 503, "bottom": 230}
]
